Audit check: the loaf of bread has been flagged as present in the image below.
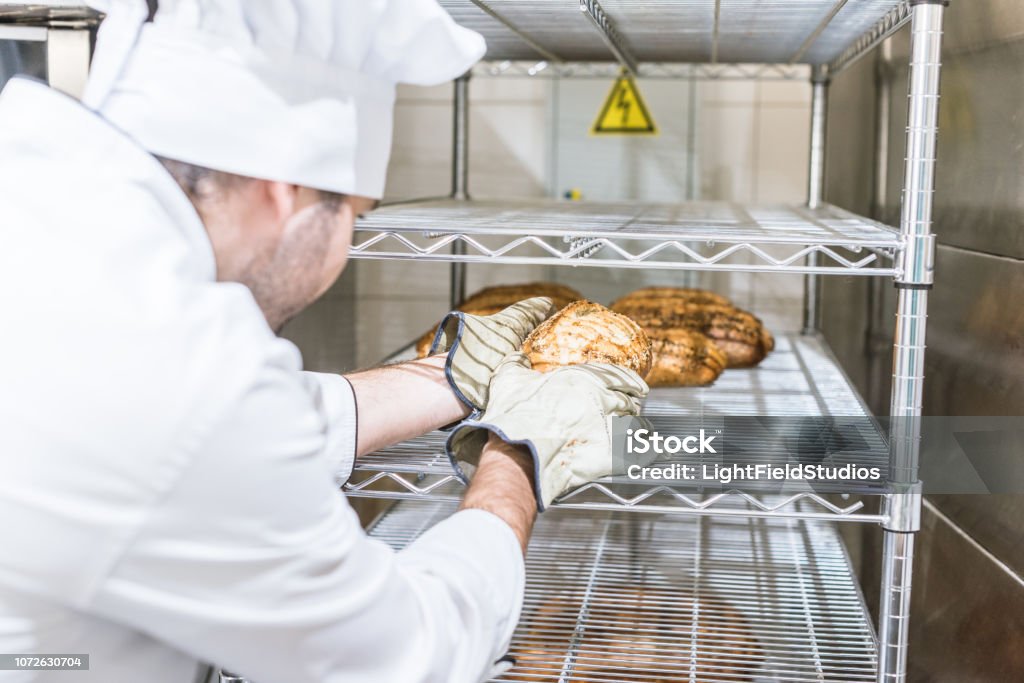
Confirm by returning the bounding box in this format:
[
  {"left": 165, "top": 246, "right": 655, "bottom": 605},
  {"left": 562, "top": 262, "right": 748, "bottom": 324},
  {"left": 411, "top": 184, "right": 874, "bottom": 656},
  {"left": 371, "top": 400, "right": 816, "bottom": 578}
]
[
  {"left": 455, "top": 282, "right": 582, "bottom": 311},
  {"left": 504, "top": 586, "right": 760, "bottom": 682},
  {"left": 645, "top": 328, "right": 728, "bottom": 387},
  {"left": 613, "top": 299, "right": 773, "bottom": 368},
  {"left": 522, "top": 300, "right": 652, "bottom": 376},
  {"left": 414, "top": 282, "right": 583, "bottom": 358},
  {"left": 611, "top": 286, "right": 731, "bottom": 308}
]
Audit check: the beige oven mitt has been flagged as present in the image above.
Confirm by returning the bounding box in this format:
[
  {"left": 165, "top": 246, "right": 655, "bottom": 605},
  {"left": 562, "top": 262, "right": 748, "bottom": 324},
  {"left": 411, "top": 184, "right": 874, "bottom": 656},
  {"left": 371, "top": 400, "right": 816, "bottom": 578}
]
[
  {"left": 430, "top": 297, "right": 557, "bottom": 413},
  {"left": 446, "top": 353, "right": 649, "bottom": 510}
]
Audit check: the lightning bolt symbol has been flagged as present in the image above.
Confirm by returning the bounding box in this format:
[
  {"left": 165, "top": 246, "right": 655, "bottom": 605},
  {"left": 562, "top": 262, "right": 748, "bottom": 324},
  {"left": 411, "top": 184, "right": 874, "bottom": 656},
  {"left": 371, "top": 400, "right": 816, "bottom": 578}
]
[{"left": 615, "top": 83, "right": 631, "bottom": 126}]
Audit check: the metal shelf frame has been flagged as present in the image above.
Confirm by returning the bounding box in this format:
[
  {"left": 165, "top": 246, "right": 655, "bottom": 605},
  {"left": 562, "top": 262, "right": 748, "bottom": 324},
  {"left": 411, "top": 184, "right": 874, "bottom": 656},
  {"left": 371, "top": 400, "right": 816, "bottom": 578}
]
[
  {"left": 356, "top": 2, "right": 946, "bottom": 679},
  {"left": 353, "top": 2, "right": 950, "bottom": 681}
]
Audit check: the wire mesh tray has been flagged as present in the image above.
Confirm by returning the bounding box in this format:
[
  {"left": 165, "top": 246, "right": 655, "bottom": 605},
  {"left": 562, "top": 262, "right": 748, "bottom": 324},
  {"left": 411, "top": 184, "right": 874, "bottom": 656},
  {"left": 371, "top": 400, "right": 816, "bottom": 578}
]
[
  {"left": 438, "top": 0, "right": 906, "bottom": 70},
  {"left": 369, "top": 500, "right": 878, "bottom": 682},
  {"left": 344, "top": 334, "right": 891, "bottom": 523},
  {"left": 351, "top": 200, "right": 901, "bottom": 276}
]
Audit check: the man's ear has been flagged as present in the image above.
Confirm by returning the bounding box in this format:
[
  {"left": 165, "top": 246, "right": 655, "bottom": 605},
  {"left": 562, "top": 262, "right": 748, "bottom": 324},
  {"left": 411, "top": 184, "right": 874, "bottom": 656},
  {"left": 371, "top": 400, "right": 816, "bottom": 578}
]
[{"left": 262, "top": 180, "right": 301, "bottom": 223}]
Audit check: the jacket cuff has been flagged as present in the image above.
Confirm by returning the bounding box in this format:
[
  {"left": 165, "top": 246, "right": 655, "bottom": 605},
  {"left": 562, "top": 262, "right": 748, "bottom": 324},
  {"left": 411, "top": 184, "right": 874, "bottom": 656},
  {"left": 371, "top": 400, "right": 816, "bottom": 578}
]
[{"left": 301, "top": 371, "right": 359, "bottom": 483}]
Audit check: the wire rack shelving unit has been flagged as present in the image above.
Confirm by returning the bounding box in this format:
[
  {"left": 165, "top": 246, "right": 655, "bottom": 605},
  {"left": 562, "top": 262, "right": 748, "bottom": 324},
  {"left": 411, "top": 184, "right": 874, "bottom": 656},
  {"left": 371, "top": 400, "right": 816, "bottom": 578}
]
[{"left": 346, "top": 2, "right": 948, "bottom": 681}]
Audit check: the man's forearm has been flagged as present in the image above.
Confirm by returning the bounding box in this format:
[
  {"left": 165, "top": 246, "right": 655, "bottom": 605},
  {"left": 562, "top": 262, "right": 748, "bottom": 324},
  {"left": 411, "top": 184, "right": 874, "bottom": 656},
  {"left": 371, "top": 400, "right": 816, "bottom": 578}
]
[
  {"left": 344, "top": 355, "right": 470, "bottom": 457},
  {"left": 346, "top": 358, "right": 537, "bottom": 554},
  {"left": 460, "top": 434, "right": 537, "bottom": 555}
]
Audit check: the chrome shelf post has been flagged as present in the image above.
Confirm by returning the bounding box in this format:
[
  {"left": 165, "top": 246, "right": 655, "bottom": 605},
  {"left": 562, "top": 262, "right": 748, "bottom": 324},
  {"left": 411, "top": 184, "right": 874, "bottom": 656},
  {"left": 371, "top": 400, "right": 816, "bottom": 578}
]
[
  {"left": 449, "top": 74, "right": 470, "bottom": 308},
  {"left": 803, "top": 64, "right": 830, "bottom": 334},
  {"left": 879, "top": 2, "right": 946, "bottom": 681}
]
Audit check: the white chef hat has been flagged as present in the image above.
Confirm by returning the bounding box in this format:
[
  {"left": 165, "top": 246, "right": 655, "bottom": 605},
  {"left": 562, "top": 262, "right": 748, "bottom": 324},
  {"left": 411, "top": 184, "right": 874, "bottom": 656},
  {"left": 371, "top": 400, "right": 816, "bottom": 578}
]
[{"left": 82, "top": 0, "right": 485, "bottom": 198}]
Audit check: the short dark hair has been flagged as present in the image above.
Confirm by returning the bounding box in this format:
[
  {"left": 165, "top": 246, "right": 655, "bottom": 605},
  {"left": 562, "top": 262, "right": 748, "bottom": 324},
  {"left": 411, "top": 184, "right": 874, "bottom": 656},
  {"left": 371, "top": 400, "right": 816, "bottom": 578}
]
[{"left": 154, "top": 155, "right": 345, "bottom": 209}]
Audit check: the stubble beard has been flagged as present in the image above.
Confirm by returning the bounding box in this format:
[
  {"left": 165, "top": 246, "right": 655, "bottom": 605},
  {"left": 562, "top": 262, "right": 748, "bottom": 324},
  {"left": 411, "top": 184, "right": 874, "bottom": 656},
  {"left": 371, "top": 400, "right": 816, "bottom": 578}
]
[{"left": 242, "top": 204, "right": 337, "bottom": 334}]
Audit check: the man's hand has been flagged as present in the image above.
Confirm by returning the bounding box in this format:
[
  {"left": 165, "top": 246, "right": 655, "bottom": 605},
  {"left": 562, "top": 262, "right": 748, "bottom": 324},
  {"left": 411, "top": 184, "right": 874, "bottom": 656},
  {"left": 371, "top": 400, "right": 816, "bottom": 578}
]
[
  {"left": 430, "top": 297, "right": 558, "bottom": 413},
  {"left": 446, "top": 353, "right": 650, "bottom": 510}
]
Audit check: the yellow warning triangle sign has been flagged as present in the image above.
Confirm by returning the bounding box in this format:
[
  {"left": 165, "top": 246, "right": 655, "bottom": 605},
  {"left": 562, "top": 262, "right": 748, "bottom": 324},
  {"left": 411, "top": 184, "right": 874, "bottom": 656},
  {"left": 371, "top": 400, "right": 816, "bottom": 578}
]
[{"left": 591, "top": 73, "right": 657, "bottom": 135}]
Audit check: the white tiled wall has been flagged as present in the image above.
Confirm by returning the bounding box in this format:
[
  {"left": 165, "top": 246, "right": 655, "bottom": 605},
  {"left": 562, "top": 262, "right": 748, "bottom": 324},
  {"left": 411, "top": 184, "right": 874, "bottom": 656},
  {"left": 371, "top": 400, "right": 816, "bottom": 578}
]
[
  {"left": 550, "top": 78, "right": 696, "bottom": 202},
  {"left": 300, "top": 75, "right": 814, "bottom": 368}
]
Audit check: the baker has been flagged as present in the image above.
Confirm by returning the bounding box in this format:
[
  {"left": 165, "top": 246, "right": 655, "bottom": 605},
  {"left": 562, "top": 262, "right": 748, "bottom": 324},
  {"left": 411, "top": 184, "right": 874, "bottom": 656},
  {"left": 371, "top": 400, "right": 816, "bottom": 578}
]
[{"left": 0, "top": 1, "right": 649, "bottom": 682}]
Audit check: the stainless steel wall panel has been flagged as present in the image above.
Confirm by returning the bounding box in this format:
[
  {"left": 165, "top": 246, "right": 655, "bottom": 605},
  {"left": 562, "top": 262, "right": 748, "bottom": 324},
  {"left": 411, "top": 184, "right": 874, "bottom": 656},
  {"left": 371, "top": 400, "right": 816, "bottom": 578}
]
[
  {"left": 909, "top": 0, "right": 1024, "bottom": 58},
  {"left": 932, "top": 40, "right": 1024, "bottom": 260},
  {"left": 819, "top": 45, "right": 878, "bottom": 402},
  {"left": 883, "top": 21, "right": 1024, "bottom": 260},
  {"left": 827, "top": 236, "right": 1024, "bottom": 580},
  {"left": 922, "top": 245, "right": 1024, "bottom": 416},
  {"left": 822, "top": 49, "right": 877, "bottom": 217},
  {"left": 925, "top": 494, "right": 1024, "bottom": 587},
  {"left": 859, "top": 502, "right": 1024, "bottom": 682},
  {"left": 912, "top": 243, "right": 1024, "bottom": 576}
]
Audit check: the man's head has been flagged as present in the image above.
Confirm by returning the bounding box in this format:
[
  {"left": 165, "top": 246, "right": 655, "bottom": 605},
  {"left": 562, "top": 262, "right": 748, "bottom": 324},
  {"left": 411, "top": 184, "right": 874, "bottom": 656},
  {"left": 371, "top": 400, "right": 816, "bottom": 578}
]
[
  {"left": 83, "top": 0, "right": 483, "bottom": 330},
  {"left": 158, "top": 157, "right": 377, "bottom": 332}
]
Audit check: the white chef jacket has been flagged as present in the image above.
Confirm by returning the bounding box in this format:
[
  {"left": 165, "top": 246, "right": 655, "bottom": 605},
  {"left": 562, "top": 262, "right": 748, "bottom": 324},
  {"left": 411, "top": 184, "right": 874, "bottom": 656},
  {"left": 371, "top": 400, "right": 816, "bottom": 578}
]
[{"left": 0, "top": 78, "right": 524, "bottom": 683}]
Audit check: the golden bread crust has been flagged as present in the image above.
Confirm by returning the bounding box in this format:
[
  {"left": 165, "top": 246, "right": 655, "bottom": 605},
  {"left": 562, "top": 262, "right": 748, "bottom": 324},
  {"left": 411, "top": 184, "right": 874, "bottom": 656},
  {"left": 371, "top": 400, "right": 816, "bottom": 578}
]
[
  {"left": 612, "top": 300, "right": 771, "bottom": 368},
  {"left": 414, "top": 282, "right": 584, "bottom": 358},
  {"left": 522, "top": 300, "right": 652, "bottom": 376},
  {"left": 504, "top": 586, "right": 759, "bottom": 682},
  {"left": 645, "top": 328, "right": 728, "bottom": 386},
  {"left": 460, "top": 282, "right": 582, "bottom": 311},
  {"left": 610, "top": 286, "right": 731, "bottom": 308}
]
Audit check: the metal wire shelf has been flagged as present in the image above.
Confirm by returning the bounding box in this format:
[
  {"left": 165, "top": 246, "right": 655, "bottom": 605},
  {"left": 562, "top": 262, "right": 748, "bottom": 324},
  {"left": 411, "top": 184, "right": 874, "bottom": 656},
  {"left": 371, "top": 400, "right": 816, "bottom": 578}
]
[
  {"left": 351, "top": 199, "right": 902, "bottom": 276},
  {"left": 368, "top": 499, "right": 878, "bottom": 682},
  {"left": 474, "top": 60, "right": 810, "bottom": 80},
  {"left": 345, "top": 334, "right": 892, "bottom": 524},
  {"left": 439, "top": 1, "right": 908, "bottom": 70},
  {"left": 826, "top": 1, "right": 912, "bottom": 75}
]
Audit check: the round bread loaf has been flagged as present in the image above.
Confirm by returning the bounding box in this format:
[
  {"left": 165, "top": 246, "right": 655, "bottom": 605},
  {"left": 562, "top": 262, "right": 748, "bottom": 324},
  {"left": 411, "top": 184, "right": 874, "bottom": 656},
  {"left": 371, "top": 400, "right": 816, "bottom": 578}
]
[
  {"left": 459, "top": 282, "right": 583, "bottom": 311},
  {"left": 611, "top": 286, "right": 731, "bottom": 308},
  {"left": 504, "top": 586, "right": 760, "bottom": 682},
  {"left": 613, "top": 300, "right": 772, "bottom": 368},
  {"left": 414, "top": 282, "right": 584, "bottom": 359},
  {"left": 521, "top": 300, "right": 652, "bottom": 376},
  {"left": 645, "top": 328, "right": 728, "bottom": 387}
]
